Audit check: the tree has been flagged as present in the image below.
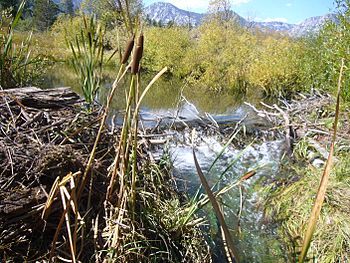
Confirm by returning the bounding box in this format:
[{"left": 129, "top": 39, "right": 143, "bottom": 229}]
[{"left": 32, "top": 0, "right": 59, "bottom": 31}]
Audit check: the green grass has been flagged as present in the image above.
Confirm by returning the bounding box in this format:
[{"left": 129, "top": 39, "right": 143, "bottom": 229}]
[
  {"left": 0, "top": 0, "right": 51, "bottom": 88},
  {"left": 264, "top": 155, "right": 350, "bottom": 262},
  {"left": 67, "top": 15, "right": 106, "bottom": 107}
]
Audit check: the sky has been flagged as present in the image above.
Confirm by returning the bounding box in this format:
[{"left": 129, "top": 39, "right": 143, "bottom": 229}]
[{"left": 143, "top": 0, "right": 336, "bottom": 24}]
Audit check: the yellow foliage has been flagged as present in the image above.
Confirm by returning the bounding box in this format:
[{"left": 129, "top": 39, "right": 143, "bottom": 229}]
[
  {"left": 143, "top": 27, "right": 192, "bottom": 77},
  {"left": 248, "top": 36, "right": 305, "bottom": 96},
  {"left": 178, "top": 20, "right": 304, "bottom": 94}
]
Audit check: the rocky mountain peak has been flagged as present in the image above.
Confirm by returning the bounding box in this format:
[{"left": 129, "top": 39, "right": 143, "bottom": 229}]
[
  {"left": 144, "top": 2, "right": 203, "bottom": 26},
  {"left": 144, "top": 1, "right": 338, "bottom": 37}
]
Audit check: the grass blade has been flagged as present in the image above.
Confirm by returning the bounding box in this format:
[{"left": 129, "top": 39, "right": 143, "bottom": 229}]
[
  {"left": 192, "top": 130, "right": 240, "bottom": 263},
  {"left": 11, "top": 0, "right": 26, "bottom": 29},
  {"left": 298, "top": 58, "right": 344, "bottom": 263}
]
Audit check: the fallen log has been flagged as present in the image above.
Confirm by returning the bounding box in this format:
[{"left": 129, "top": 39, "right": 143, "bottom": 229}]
[{"left": 0, "top": 86, "right": 82, "bottom": 108}]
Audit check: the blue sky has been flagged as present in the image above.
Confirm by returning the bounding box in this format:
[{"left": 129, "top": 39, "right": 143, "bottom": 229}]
[{"left": 143, "top": 0, "right": 336, "bottom": 24}]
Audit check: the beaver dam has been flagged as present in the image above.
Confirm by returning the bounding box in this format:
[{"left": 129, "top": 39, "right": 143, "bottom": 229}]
[{"left": 1, "top": 86, "right": 349, "bottom": 262}]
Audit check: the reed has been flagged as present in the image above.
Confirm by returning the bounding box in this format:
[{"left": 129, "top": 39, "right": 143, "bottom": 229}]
[
  {"left": 39, "top": 1, "right": 213, "bottom": 261},
  {"left": 131, "top": 33, "right": 144, "bottom": 74},
  {"left": 121, "top": 34, "right": 135, "bottom": 64},
  {"left": 190, "top": 129, "right": 263, "bottom": 263},
  {"left": 67, "top": 15, "right": 105, "bottom": 108}
]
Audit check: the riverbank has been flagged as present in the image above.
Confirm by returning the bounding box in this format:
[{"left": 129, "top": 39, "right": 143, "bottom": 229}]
[
  {"left": 0, "top": 87, "right": 210, "bottom": 262},
  {"left": 256, "top": 90, "right": 350, "bottom": 262}
]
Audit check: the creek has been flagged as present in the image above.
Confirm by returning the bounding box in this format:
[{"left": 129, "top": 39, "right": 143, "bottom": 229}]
[{"left": 44, "top": 65, "right": 287, "bottom": 262}]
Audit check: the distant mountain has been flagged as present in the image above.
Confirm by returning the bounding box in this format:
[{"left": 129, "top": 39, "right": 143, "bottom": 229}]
[
  {"left": 254, "top": 21, "right": 295, "bottom": 32},
  {"left": 144, "top": 2, "right": 203, "bottom": 26},
  {"left": 290, "top": 14, "right": 338, "bottom": 37},
  {"left": 144, "top": 1, "right": 338, "bottom": 37}
]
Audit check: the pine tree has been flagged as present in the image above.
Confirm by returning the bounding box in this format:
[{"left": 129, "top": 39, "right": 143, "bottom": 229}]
[{"left": 32, "top": 0, "right": 59, "bottom": 31}]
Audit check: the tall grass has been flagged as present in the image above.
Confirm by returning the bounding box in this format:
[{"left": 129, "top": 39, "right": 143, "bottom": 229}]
[
  {"left": 0, "top": 0, "right": 49, "bottom": 88},
  {"left": 298, "top": 59, "right": 344, "bottom": 262},
  {"left": 67, "top": 16, "right": 105, "bottom": 107}
]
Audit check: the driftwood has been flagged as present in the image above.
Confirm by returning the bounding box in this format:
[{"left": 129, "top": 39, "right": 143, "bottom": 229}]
[
  {"left": 0, "top": 86, "right": 82, "bottom": 108},
  {"left": 245, "top": 91, "right": 350, "bottom": 160}
]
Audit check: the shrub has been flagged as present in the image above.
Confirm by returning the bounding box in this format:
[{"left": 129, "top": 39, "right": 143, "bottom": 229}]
[
  {"left": 301, "top": 0, "right": 350, "bottom": 102},
  {"left": 143, "top": 26, "right": 192, "bottom": 77},
  {"left": 248, "top": 35, "right": 305, "bottom": 96},
  {"left": 182, "top": 21, "right": 256, "bottom": 92},
  {"left": 182, "top": 20, "right": 303, "bottom": 94}
]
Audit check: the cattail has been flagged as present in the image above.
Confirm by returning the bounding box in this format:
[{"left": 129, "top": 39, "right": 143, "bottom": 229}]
[
  {"left": 121, "top": 34, "right": 135, "bottom": 64},
  {"left": 131, "top": 34, "right": 144, "bottom": 74}
]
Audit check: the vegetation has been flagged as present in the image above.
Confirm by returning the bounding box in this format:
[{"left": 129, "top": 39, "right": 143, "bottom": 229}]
[
  {"left": 301, "top": 0, "right": 350, "bottom": 102},
  {"left": 262, "top": 63, "right": 349, "bottom": 262},
  {"left": 143, "top": 26, "right": 191, "bottom": 76},
  {"left": 143, "top": 17, "right": 305, "bottom": 96},
  {"left": 2, "top": 0, "right": 350, "bottom": 261},
  {"left": 264, "top": 155, "right": 350, "bottom": 262},
  {"left": 1, "top": 3, "right": 211, "bottom": 262},
  {"left": 67, "top": 15, "right": 106, "bottom": 107},
  {"left": 0, "top": 0, "right": 51, "bottom": 89}
]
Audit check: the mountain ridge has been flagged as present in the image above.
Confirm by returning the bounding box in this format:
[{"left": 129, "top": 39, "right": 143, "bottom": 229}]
[{"left": 144, "top": 2, "right": 338, "bottom": 37}]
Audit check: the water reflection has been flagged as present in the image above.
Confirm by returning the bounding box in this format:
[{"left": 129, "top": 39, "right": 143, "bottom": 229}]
[{"left": 43, "top": 64, "right": 265, "bottom": 114}]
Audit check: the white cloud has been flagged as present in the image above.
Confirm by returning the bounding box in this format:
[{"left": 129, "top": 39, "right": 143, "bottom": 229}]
[
  {"left": 231, "top": 0, "right": 251, "bottom": 6},
  {"left": 286, "top": 3, "right": 292, "bottom": 7},
  {"left": 263, "top": 17, "right": 288, "bottom": 23}
]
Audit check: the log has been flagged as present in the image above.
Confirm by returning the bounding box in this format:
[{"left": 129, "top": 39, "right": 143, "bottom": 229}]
[{"left": 0, "top": 87, "right": 82, "bottom": 109}]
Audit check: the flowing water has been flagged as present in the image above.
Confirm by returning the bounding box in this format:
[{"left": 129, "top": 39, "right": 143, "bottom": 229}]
[
  {"left": 143, "top": 102, "right": 287, "bottom": 262},
  {"left": 44, "top": 65, "right": 286, "bottom": 262}
]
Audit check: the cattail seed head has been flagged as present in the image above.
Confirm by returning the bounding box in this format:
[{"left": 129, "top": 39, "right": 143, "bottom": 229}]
[
  {"left": 121, "top": 34, "right": 135, "bottom": 64},
  {"left": 131, "top": 33, "right": 144, "bottom": 75}
]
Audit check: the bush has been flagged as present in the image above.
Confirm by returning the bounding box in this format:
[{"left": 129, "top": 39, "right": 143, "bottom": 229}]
[
  {"left": 182, "top": 20, "right": 303, "bottom": 94},
  {"left": 301, "top": 0, "right": 350, "bottom": 102},
  {"left": 182, "top": 21, "right": 256, "bottom": 92},
  {"left": 143, "top": 26, "right": 192, "bottom": 77},
  {"left": 248, "top": 35, "right": 305, "bottom": 96}
]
